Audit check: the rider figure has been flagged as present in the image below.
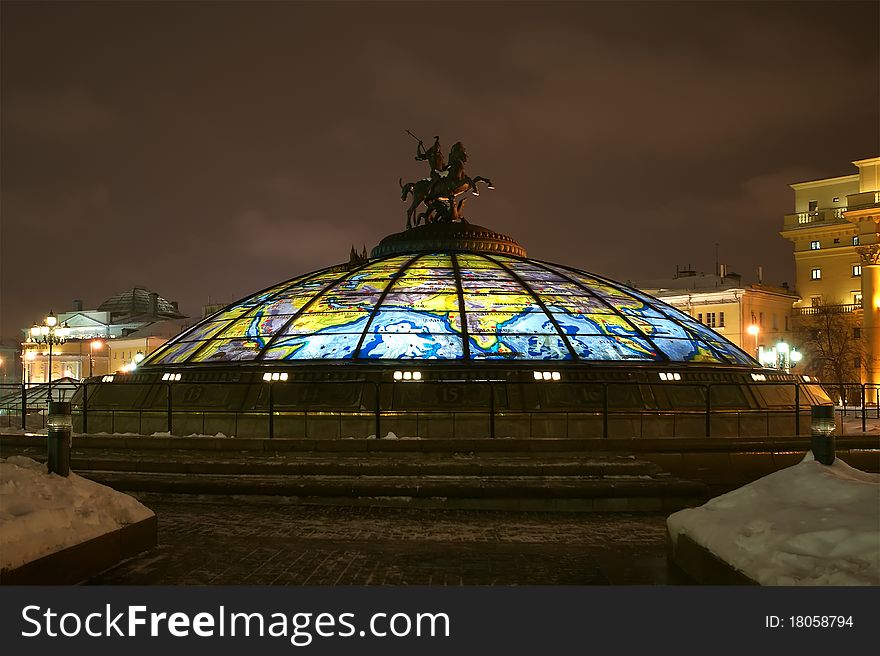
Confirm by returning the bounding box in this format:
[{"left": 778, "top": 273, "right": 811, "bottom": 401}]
[{"left": 416, "top": 136, "right": 446, "bottom": 179}]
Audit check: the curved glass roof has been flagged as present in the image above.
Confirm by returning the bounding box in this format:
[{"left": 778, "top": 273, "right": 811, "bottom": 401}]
[{"left": 143, "top": 252, "right": 756, "bottom": 366}]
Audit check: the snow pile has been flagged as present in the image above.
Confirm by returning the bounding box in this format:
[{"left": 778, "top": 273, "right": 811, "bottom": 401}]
[
  {"left": 0, "top": 456, "right": 154, "bottom": 572},
  {"left": 668, "top": 454, "right": 880, "bottom": 585}
]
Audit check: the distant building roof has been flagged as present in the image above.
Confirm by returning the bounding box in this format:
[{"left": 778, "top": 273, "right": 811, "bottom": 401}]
[
  {"left": 97, "top": 288, "right": 186, "bottom": 320},
  {"left": 635, "top": 273, "right": 797, "bottom": 300}
]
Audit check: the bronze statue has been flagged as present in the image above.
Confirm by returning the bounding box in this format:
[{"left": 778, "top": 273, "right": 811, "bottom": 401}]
[{"left": 400, "top": 132, "right": 494, "bottom": 229}]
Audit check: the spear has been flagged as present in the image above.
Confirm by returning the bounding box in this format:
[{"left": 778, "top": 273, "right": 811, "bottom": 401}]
[{"left": 405, "top": 129, "right": 422, "bottom": 144}]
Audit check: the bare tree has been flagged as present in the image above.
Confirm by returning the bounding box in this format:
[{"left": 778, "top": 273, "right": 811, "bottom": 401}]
[{"left": 793, "top": 304, "right": 864, "bottom": 403}]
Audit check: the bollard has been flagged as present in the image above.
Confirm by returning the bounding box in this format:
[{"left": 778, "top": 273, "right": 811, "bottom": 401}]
[
  {"left": 47, "top": 401, "right": 72, "bottom": 477},
  {"left": 810, "top": 405, "right": 836, "bottom": 466}
]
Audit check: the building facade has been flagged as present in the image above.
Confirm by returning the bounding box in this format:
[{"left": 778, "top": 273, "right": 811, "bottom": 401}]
[
  {"left": 779, "top": 157, "right": 880, "bottom": 383},
  {"left": 22, "top": 288, "right": 188, "bottom": 383},
  {"left": 636, "top": 272, "right": 799, "bottom": 361}
]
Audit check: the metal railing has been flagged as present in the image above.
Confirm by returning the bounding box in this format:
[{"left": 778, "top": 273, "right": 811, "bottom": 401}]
[
  {"left": 794, "top": 303, "right": 861, "bottom": 316},
  {"left": 4, "top": 378, "right": 874, "bottom": 439}
]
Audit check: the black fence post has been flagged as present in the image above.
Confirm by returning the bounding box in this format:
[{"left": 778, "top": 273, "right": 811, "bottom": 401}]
[
  {"left": 794, "top": 383, "right": 800, "bottom": 437},
  {"left": 21, "top": 383, "right": 27, "bottom": 430},
  {"left": 705, "top": 384, "right": 711, "bottom": 438},
  {"left": 488, "top": 381, "right": 495, "bottom": 439},
  {"left": 268, "top": 383, "right": 274, "bottom": 439},
  {"left": 602, "top": 383, "right": 609, "bottom": 438},
  {"left": 166, "top": 382, "right": 173, "bottom": 435},
  {"left": 862, "top": 383, "right": 867, "bottom": 433},
  {"left": 375, "top": 381, "right": 381, "bottom": 439},
  {"left": 82, "top": 382, "right": 88, "bottom": 434}
]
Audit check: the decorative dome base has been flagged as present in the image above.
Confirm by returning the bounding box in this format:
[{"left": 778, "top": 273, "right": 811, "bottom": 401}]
[{"left": 371, "top": 222, "right": 527, "bottom": 258}]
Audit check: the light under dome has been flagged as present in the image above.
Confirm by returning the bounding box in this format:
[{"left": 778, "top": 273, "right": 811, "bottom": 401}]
[{"left": 143, "top": 252, "right": 756, "bottom": 366}]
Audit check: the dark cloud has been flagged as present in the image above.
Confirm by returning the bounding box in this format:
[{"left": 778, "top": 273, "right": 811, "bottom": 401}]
[{"left": 2, "top": 1, "right": 878, "bottom": 335}]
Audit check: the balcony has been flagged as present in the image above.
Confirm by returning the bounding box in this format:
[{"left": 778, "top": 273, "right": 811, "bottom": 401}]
[
  {"left": 794, "top": 303, "right": 861, "bottom": 316},
  {"left": 783, "top": 207, "right": 849, "bottom": 229},
  {"left": 846, "top": 191, "right": 880, "bottom": 211}
]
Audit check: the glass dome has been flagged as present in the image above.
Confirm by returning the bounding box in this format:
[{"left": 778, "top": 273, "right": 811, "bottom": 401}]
[{"left": 144, "top": 251, "right": 755, "bottom": 366}]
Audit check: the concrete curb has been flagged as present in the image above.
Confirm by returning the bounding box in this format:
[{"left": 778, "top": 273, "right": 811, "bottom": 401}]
[
  {"left": 0, "top": 514, "right": 158, "bottom": 585},
  {"left": 667, "top": 531, "right": 758, "bottom": 585}
]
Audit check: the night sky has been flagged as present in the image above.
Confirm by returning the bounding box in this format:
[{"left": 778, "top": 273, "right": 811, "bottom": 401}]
[{"left": 2, "top": 1, "right": 878, "bottom": 337}]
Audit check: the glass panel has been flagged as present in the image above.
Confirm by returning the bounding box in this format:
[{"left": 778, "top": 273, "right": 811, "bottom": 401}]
[
  {"left": 505, "top": 266, "right": 569, "bottom": 283},
  {"left": 168, "top": 320, "right": 231, "bottom": 344},
  {"left": 627, "top": 317, "right": 690, "bottom": 339},
  {"left": 411, "top": 253, "right": 453, "bottom": 268},
  {"left": 650, "top": 337, "right": 725, "bottom": 363},
  {"left": 190, "top": 338, "right": 264, "bottom": 362},
  {"left": 539, "top": 295, "right": 616, "bottom": 314},
  {"left": 262, "top": 334, "right": 362, "bottom": 360},
  {"left": 333, "top": 276, "right": 389, "bottom": 295},
  {"left": 381, "top": 293, "right": 460, "bottom": 312},
  {"left": 462, "top": 294, "right": 539, "bottom": 312},
  {"left": 460, "top": 278, "right": 523, "bottom": 293},
  {"left": 150, "top": 339, "right": 209, "bottom": 365},
  {"left": 359, "top": 333, "right": 464, "bottom": 359},
  {"left": 551, "top": 312, "right": 643, "bottom": 337},
  {"left": 389, "top": 276, "right": 458, "bottom": 294},
  {"left": 401, "top": 267, "right": 456, "bottom": 278},
  {"left": 283, "top": 311, "right": 372, "bottom": 335},
  {"left": 523, "top": 280, "right": 585, "bottom": 295},
  {"left": 252, "top": 294, "right": 316, "bottom": 317},
  {"left": 568, "top": 335, "right": 659, "bottom": 361},
  {"left": 308, "top": 292, "right": 381, "bottom": 313},
  {"left": 202, "top": 305, "right": 255, "bottom": 323},
  {"left": 467, "top": 310, "right": 556, "bottom": 335},
  {"left": 469, "top": 334, "right": 572, "bottom": 360},
  {"left": 458, "top": 268, "right": 512, "bottom": 280},
  {"left": 216, "top": 313, "right": 294, "bottom": 339},
  {"left": 367, "top": 309, "right": 459, "bottom": 334},
  {"left": 455, "top": 254, "right": 499, "bottom": 269}
]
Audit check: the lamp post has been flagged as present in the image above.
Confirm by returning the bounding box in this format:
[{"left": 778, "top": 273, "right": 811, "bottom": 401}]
[
  {"left": 746, "top": 323, "right": 760, "bottom": 359},
  {"left": 89, "top": 339, "right": 104, "bottom": 378},
  {"left": 758, "top": 341, "right": 801, "bottom": 373},
  {"left": 29, "top": 311, "right": 70, "bottom": 402}
]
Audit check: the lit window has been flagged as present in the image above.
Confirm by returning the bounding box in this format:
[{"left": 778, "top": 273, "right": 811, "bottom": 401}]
[
  {"left": 811, "top": 268, "right": 821, "bottom": 280},
  {"left": 853, "top": 265, "right": 862, "bottom": 277},
  {"left": 810, "top": 241, "right": 820, "bottom": 250},
  {"left": 833, "top": 238, "right": 840, "bottom": 244},
  {"left": 719, "top": 312, "right": 725, "bottom": 328},
  {"left": 833, "top": 197, "right": 840, "bottom": 203},
  {"left": 705, "top": 312, "right": 716, "bottom": 328},
  {"left": 853, "top": 236, "right": 860, "bottom": 246}
]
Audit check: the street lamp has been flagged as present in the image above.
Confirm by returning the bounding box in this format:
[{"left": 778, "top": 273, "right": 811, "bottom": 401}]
[
  {"left": 746, "top": 323, "right": 760, "bottom": 358},
  {"left": 759, "top": 340, "right": 801, "bottom": 373},
  {"left": 29, "top": 311, "right": 70, "bottom": 402},
  {"left": 89, "top": 339, "right": 104, "bottom": 378}
]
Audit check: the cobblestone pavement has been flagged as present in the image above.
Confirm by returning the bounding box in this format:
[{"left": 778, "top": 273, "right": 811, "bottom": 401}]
[{"left": 89, "top": 495, "right": 684, "bottom": 585}]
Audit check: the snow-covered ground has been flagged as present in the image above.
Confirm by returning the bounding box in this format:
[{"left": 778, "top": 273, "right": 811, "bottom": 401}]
[
  {"left": 0, "top": 456, "right": 154, "bottom": 572},
  {"left": 668, "top": 453, "right": 880, "bottom": 585}
]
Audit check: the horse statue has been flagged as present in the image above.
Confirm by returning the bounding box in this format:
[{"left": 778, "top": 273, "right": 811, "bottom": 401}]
[{"left": 400, "top": 135, "right": 494, "bottom": 229}]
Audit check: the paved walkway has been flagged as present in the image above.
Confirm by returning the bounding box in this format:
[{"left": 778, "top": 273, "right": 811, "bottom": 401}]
[{"left": 88, "top": 495, "right": 685, "bottom": 585}]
